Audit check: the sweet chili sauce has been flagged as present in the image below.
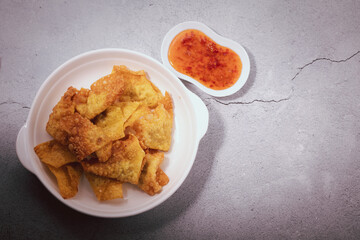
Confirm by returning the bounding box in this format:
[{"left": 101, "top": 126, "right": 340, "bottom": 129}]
[{"left": 168, "top": 29, "right": 242, "bottom": 90}]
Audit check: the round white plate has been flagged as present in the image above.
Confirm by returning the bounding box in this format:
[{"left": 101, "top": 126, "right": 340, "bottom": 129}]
[
  {"left": 161, "top": 21, "right": 250, "bottom": 97},
  {"left": 16, "top": 48, "right": 209, "bottom": 218}
]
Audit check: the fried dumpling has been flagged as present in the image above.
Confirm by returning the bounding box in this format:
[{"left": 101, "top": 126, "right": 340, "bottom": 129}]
[
  {"left": 81, "top": 134, "right": 145, "bottom": 184},
  {"left": 47, "top": 163, "right": 83, "bottom": 199},
  {"left": 138, "top": 150, "right": 169, "bottom": 195},
  {"left": 85, "top": 172, "right": 123, "bottom": 201},
  {"left": 34, "top": 140, "right": 78, "bottom": 168},
  {"left": 74, "top": 71, "right": 125, "bottom": 119},
  {"left": 60, "top": 113, "right": 110, "bottom": 160},
  {"left": 127, "top": 102, "right": 173, "bottom": 151},
  {"left": 112, "top": 65, "right": 162, "bottom": 108},
  {"left": 95, "top": 102, "right": 139, "bottom": 141},
  {"left": 95, "top": 142, "right": 113, "bottom": 163},
  {"left": 46, "top": 87, "right": 78, "bottom": 145}
]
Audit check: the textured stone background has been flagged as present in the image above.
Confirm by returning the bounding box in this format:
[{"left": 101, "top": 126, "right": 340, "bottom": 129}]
[{"left": 1, "top": 0, "right": 360, "bottom": 239}]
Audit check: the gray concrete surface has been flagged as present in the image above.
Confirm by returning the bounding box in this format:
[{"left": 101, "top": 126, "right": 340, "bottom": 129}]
[{"left": 1, "top": 0, "right": 360, "bottom": 239}]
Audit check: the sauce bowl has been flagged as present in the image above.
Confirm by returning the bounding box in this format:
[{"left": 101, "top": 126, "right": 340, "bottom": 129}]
[{"left": 161, "top": 21, "right": 250, "bottom": 97}]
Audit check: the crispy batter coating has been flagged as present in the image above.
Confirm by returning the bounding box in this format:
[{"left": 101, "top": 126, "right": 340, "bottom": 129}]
[
  {"left": 124, "top": 105, "right": 149, "bottom": 129},
  {"left": 85, "top": 172, "right": 123, "bottom": 201},
  {"left": 34, "top": 140, "right": 77, "bottom": 168},
  {"left": 46, "top": 87, "right": 78, "bottom": 145},
  {"left": 138, "top": 150, "right": 169, "bottom": 195},
  {"left": 95, "top": 102, "right": 139, "bottom": 141},
  {"left": 47, "top": 163, "right": 83, "bottom": 199},
  {"left": 74, "top": 72, "right": 125, "bottom": 119},
  {"left": 81, "top": 134, "right": 145, "bottom": 184},
  {"left": 128, "top": 102, "right": 173, "bottom": 151},
  {"left": 113, "top": 101, "right": 141, "bottom": 117},
  {"left": 124, "top": 92, "right": 173, "bottom": 151},
  {"left": 95, "top": 142, "right": 113, "bottom": 162},
  {"left": 158, "top": 91, "right": 173, "bottom": 114},
  {"left": 112, "top": 65, "right": 145, "bottom": 75},
  {"left": 73, "top": 88, "right": 89, "bottom": 117},
  {"left": 112, "top": 65, "right": 163, "bottom": 107},
  {"left": 60, "top": 113, "right": 110, "bottom": 160},
  {"left": 157, "top": 168, "right": 169, "bottom": 186},
  {"left": 37, "top": 65, "right": 173, "bottom": 201}
]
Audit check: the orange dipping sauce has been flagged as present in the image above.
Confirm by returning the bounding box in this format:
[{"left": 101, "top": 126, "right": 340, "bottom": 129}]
[{"left": 168, "top": 29, "right": 242, "bottom": 90}]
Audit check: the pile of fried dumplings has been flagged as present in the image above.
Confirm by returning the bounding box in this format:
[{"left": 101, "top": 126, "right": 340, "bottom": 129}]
[{"left": 34, "top": 65, "right": 173, "bottom": 201}]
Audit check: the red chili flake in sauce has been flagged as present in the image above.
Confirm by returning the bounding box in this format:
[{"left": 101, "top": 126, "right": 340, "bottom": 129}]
[{"left": 168, "top": 29, "right": 242, "bottom": 90}]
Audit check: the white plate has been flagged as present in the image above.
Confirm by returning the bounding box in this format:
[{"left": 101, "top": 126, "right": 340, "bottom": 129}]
[
  {"left": 16, "top": 48, "right": 209, "bottom": 218},
  {"left": 161, "top": 21, "right": 250, "bottom": 97}
]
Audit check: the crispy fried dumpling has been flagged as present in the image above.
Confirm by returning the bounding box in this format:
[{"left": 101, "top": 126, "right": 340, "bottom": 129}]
[
  {"left": 34, "top": 140, "right": 78, "bottom": 168},
  {"left": 95, "top": 102, "right": 139, "bottom": 141},
  {"left": 74, "top": 71, "right": 125, "bottom": 119},
  {"left": 60, "top": 113, "right": 110, "bottom": 160},
  {"left": 85, "top": 172, "right": 123, "bottom": 201},
  {"left": 112, "top": 65, "right": 162, "bottom": 107},
  {"left": 138, "top": 150, "right": 169, "bottom": 195},
  {"left": 81, "top": 134, "right": 145, "bottom": 184},
  {"left": 95, "top": 142, "right": 113, "bottom": 163},
  {"left": 127, "top": 102, "right": 173, "bottom": 151},
  {"left": 46, "top": 87, "right": 78, "bottom": 145},
  {"left": 47, "top": 163, "right": 83, "bottom": 199}
]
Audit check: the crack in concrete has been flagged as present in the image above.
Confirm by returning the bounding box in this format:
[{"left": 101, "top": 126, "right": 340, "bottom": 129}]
[
  {"left": 291, "top": 50, "right": 360, "bottom": 81},
  {"left": 209, "top": 50, "right": 360, "bottom": 106},
  {"left": 0, "top": 101, "right": 30, "bottom": 109},
  {"left": 208, "top": 96, "right": 291, "bottom": 106}
]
